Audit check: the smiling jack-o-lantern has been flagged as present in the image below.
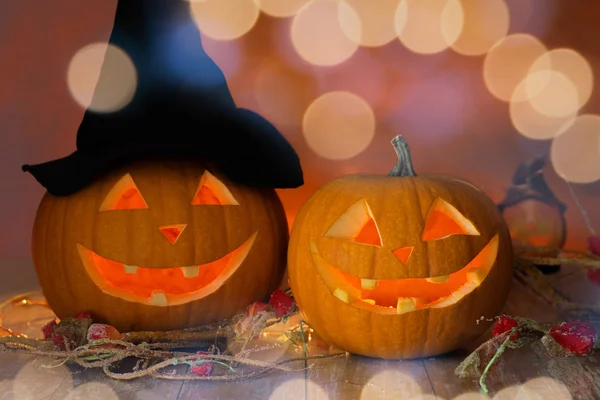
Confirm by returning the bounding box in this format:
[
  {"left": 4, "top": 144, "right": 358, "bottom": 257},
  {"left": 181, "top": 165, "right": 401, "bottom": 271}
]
[
  {"left": 288, "top": 136, "right": 513, "bottom": 359},
  {"left": 31, "top": 159, "right": 289, "bottom": 332}
]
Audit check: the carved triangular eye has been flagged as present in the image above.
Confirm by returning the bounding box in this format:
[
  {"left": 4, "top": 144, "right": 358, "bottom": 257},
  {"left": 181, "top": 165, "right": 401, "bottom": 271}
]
[
  {"left": 325, "top": 199, "right": 382, "bottom": 247},
  {"left": 422, "top": 198, "right": 479, "bottom": 241},
  {"left": 100, "top": 173, "right": 148, "bottom": 211},
  {"left": 191, "top": 170, "right": 239, "bottom": 206}
]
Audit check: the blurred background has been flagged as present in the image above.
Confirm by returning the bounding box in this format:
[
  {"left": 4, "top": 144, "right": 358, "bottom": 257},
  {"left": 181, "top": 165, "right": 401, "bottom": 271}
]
[{"left": 1, "top": 0, "right": 600, "bottom": 265}]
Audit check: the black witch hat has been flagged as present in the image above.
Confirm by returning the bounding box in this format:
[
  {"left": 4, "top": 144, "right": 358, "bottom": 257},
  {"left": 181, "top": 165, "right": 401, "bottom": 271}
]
[
  {"left": 22, "top": 0, "right": 303, "bottom": 196},
  {"left": 497, "top": 155, "right": 566, "bottom": 214}
]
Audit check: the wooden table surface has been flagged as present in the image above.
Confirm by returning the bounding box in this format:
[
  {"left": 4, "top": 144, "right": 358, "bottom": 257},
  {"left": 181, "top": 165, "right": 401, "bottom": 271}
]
[{"left": 0, "top": 259, "right": 599, "bottom": 400}]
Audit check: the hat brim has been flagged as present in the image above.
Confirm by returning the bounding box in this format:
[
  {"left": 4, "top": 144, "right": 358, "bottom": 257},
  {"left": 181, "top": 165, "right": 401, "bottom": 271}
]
[
  {"left": 23, "top": 151, "right": 130, "bottom": 197},
  {"left": 23, "top": 109, "right": 303, "bottom": 196}
]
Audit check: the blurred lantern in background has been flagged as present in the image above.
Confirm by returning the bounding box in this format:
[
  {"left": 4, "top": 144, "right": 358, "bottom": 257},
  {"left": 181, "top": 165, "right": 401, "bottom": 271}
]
[{"left": 497, "top": 156, "right": 567, "bottom": 273}]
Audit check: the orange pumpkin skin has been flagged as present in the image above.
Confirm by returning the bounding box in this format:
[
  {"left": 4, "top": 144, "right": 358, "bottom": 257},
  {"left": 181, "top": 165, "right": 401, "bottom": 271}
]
[
  {"left": 287, "top": 137, "right": 513, "bottom": 359},
  {"left": 31, "top": 159, "right": 288, "bottom": 332}
]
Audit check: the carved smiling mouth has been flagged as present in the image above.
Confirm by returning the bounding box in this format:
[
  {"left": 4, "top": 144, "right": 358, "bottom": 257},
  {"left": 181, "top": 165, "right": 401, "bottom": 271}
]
[
  {"left": 310, "top": 234, "right": 499, "bottom": 315},
  {"left": 77, "top": 232, "right": 257, "bottom": 307}
]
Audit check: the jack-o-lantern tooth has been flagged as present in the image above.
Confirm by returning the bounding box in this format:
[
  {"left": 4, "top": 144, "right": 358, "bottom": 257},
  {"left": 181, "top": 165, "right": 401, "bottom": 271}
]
[
  {"left": 411, "top": 297, "right": 427, "bottom": 307},
  {"left": 181, "top": 266, "right": 199, "bottom": 278},
  {"left": 360, "top": 279, "right": 378, "bottom": 290},
  {"left": 333, "top": 288, "right": 350, "bottom": 303},
  {"left": 466, "top": 268, "right": 485, "bottom": 284},
  {"left": 150, "top": 291, "right": 168, "bottom": 306},
  {"left": 362, "top": 299, "right": 376, "bottom": 305},
  {"left": 396, "top": 298, "right": 416, "bottom": 314},
  {"left": 425, "top": 275, "right": 450, "bottom": 284},
  {"left": 124, "top": 264, "right": 138, "bottom": 274}
]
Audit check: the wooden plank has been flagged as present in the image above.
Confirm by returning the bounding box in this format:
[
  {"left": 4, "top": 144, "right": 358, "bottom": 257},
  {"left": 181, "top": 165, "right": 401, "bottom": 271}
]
[
  {"left": 425, "top": 271, "right": 600, "bottom": 399},
  {"left": 548, "top": 264, "right": 600, "bottom": 307},
  {"left": 304, "top": 333, "right": 436, "bottom": 400},
  {"left": 50, "top": 362, "right": 186, "bottom": 400},
  {"left": 1, "top": 263, "right": 597, "bottom": 400},
  {"left": 527, "top": 267, "right": 600, "bottom": 400},
  {"left": 0, "top": 355, "right": 71, "bottom": 400},
  {"left": 309, "top": 355, "right": 436, "bottom": 400},
  {"left": 178, "top": 370, "right": 308, "bottom": 400},
  {"left": 424, "top": 347, "right": 552, "bottom": 399},
  {"left": 424, "top": 277, "right": 562, "bottom": 398},
  {"left": 178, "top": 318, "right": 308, "bottom": 400},
  {"left": 501, "top": 277, "right": 564, "bottom": 323},
  {"left": 530, "top": 341, "right": 600, "bottom": 400}
]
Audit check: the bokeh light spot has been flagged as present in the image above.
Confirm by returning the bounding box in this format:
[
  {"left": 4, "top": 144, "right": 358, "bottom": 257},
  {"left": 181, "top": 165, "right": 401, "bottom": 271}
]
[
  {"left": 269, "top": 379, "right": 328, "bottom": 400},
  {"left": 510, "top": 73, "right": 576, "bottom": 140},
  {"left": 492, "top": 385, "right": 522, "bottom": 400},
  {"left": 303, "top": 91, "right": 375, "bottom": 160},
  {"left": 483, "top": 34, "right": 548, "bottom": 102},
  {"left": 520, "top": 377, "right": 572, "bottom": 399},
  {"left": 291, "top": 0, "right": 361, "bottom": 66},
  {"left": 529, "top": 48, "right": 594, "bottom": 111},
  {"left": 254, "top": 0, "right": 310, "bottom": 17},
  {"left": 525, "top": 71, "right": 579, "bottom": 118},
  {"left": 339, "top": 0, "right": 400, "bottom": 47},
  {"left": 453, "top": 393, "right": 491, "bottom": 400},
  {"left": 65, "top": 383, "right": 119, "bottom": 400},
  {"left": 189, "top": 0, "right": 260, "bottom": 41},
  {"left": 12, "top": 359, "right": 73, "bottom": 400},
  {"left": 451, "top": 0, "right": 510, "bottom": 56},
  {"left": 409, "top": 395, "right": 441, "bottom": 400},
  {"left": 360, "top": 370, "right": 421, "bottom": 399},
  {"left": 551, "top": 114, "right": 600, "bottom": 183},
  {"left": 67, "top": 43, "right": 137, "bottom": 113},
  {"left": 395, "top": 0, "right": 464, "bottom": 55}
]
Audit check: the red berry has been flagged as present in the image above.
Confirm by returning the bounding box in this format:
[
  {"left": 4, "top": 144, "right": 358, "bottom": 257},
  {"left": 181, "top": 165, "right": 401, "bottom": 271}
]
[
  {"left": 74, "top": 311, "right": 91, "bottom": 319},
  {"left": 191, "top": 363, "right": 213, "bottom": 376},
  {"left": 588, "top": 235, "right": 600, "bottom": 257},
  {"left": 587, "top": 269, "right": 600, "bottom": 288},
  {"left": 52, "top": 332, "right": 66, "bottom": 350},
  {"left": 42, "top": 320, "right": 57, "bottom": 339},
  {"left": 87, "top": 323, "right": 121, "bottom": 341},
  {"left": 549, "top": 322, "right": 596, "bottom": 355},
  {"left": 191, "top": 351, "right": 213, "bottom": 376},
  {"left": 492, "top": 316, "right": 520, "bottom": 341},
  {"left": 245, "top": 301, "right": 269, "bottom": 317},
  {"left": 268, "top": 290, "right": 294, "bottom": 318}
]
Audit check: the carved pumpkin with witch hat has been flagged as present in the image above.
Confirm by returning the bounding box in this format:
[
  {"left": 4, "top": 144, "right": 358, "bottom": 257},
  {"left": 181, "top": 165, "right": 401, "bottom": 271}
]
[
  {"left": 22, "top": 0, "right": 303, "bottom": 332},
  {"left": 497, "top": 156, "right": 567, "bottom": 273}
]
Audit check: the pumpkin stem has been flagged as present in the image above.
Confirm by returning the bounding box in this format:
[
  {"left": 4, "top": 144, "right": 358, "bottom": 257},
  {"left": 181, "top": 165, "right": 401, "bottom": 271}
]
[{"left": 389, "top": 135, "right": 417, "bottom": 177}]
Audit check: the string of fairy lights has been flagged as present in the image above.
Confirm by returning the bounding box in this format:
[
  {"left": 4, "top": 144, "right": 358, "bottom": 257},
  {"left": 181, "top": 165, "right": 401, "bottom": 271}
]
[{"left": 66, "top": 0, "right": 600, "bottom": 184}]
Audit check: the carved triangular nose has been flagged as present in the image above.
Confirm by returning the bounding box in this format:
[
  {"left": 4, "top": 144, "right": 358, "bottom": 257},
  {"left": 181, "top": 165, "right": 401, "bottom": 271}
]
[
  {"left": 159, "top": 224, "right": 187, "bottom": 245},
  {"left": 393, "top": 246, "right": 414, "bottom": 265}
]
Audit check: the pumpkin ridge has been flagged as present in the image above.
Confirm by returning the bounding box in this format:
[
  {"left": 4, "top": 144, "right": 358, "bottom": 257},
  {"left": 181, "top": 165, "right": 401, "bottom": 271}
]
[{"left": 59, "top": 197, "right": 77, "bottom": 310}]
